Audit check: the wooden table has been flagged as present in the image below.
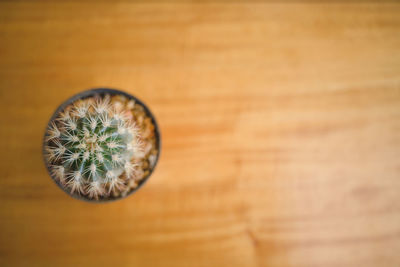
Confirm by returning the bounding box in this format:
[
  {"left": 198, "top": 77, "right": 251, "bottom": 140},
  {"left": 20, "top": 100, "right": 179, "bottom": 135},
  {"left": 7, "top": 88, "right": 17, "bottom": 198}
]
[{"left": 0, "top": 1, "right": 399, "bottom": 266}]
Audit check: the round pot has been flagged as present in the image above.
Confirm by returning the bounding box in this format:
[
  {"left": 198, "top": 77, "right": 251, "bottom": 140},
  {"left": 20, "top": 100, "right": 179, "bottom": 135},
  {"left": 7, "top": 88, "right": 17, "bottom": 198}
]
[{"left": 42, "top": 88, "right": 161, "bottom": 203}]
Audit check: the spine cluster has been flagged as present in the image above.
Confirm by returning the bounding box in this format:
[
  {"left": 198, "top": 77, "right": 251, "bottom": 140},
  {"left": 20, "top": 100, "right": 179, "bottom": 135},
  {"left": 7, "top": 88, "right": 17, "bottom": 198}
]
[{"left": 44, "top": 95, "right": 139, "bottom": 199}]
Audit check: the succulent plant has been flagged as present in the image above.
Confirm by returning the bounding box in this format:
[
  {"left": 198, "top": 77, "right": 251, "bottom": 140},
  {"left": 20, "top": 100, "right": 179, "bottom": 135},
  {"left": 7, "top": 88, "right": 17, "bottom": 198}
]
[{"left": 44, "top": 95, "right": 140, "bottom": 199}]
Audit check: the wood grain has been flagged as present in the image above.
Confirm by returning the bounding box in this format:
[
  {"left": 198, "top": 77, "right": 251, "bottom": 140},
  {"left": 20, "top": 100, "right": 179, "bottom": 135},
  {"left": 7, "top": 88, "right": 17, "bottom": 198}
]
[{"left": 0, "top": 1, "right": 399, "bottom": 267}]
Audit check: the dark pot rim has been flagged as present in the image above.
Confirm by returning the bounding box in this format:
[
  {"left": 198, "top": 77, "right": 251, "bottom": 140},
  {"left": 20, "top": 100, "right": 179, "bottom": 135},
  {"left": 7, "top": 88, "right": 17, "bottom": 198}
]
[{"left": 42, "top": 88, "right": 161, "bottom": 203}]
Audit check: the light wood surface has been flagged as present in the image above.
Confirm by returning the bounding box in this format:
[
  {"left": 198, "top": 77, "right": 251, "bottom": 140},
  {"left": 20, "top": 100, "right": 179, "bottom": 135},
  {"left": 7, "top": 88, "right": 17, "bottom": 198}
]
[{"left": 0, "top": 2, "right": 399, "bottom": 267}]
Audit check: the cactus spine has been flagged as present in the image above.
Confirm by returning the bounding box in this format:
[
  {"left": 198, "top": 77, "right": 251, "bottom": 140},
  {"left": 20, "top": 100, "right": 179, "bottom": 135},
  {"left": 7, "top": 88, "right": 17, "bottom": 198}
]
[{"left": 44, "top": 95, "right": 139, "bottom": 199}]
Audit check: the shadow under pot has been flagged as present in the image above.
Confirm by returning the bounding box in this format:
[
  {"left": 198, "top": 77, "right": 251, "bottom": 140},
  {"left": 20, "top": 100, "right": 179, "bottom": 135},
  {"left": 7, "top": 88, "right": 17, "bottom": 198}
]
[{"left": 42, "top": 88, "right": 161, "bottom": 202}]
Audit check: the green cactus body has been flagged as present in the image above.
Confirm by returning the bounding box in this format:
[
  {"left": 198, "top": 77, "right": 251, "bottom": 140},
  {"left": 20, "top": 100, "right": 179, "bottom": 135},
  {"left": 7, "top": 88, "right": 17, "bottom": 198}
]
[{"left": 44, "top": 96, "right": 139, "bottom": 199}]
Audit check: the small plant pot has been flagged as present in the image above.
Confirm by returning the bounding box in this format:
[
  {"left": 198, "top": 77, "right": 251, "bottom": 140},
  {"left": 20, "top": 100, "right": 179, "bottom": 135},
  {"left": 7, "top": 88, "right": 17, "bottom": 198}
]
[{"left": 42, "top": 88, "right": 161, "bottom": 202}]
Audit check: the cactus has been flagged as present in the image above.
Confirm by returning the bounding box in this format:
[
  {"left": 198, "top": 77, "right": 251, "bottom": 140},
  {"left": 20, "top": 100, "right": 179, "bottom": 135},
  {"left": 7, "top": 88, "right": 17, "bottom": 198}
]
[{"left": 44, "top": 95, "right": 140, "bottom": 199}]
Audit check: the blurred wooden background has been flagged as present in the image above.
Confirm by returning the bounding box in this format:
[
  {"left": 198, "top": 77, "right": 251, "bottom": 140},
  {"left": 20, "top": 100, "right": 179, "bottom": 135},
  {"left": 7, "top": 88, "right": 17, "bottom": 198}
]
[{"left": 0, "top": 1, "right": 399, "bottom": 267}]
